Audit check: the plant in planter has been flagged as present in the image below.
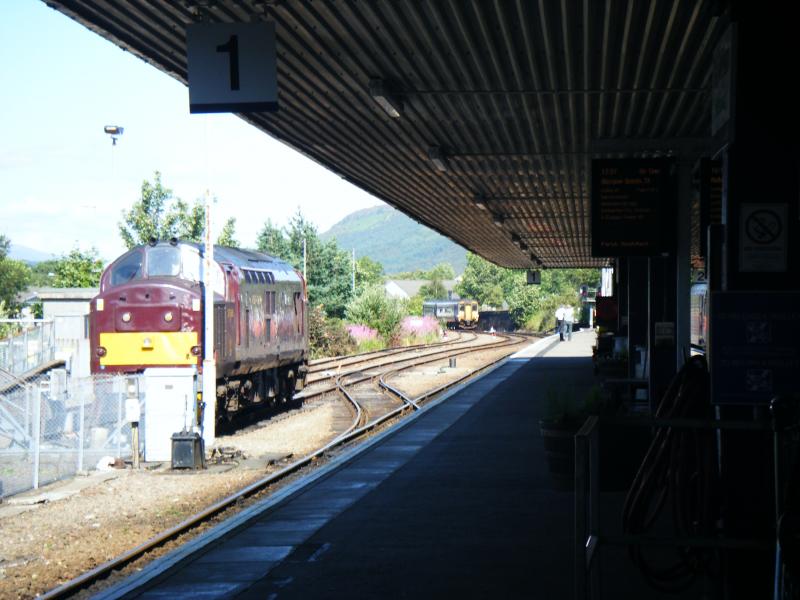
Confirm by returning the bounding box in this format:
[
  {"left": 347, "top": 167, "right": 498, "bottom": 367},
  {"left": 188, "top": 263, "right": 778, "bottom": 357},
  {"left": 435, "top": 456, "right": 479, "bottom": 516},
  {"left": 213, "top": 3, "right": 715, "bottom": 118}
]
[
  {"left": 593, "top": 351, "right": 628, "bottom": 377},
  {"left": 539, "top": 385, "right": 615, "bottom": 491}
]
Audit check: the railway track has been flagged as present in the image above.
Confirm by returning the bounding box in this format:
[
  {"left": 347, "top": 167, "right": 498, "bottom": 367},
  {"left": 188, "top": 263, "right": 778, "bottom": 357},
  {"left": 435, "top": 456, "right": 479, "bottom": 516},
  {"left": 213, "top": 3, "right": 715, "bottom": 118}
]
[
  {"left": 304, "top": 331, "right": 476, "bottom": 384},
  {"left": 40, "top": 332, "right": 532, "bottom": 599},
  {"left": 306, "top": 330, "right": 470, "bottom": 373}
]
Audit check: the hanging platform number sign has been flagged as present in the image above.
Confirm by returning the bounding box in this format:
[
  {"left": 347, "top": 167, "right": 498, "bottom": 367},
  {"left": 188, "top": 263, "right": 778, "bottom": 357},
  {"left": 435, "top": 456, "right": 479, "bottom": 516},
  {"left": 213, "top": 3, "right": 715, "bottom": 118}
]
[{"left": 187, "top": 22, "right": 278, "bottom": 114}]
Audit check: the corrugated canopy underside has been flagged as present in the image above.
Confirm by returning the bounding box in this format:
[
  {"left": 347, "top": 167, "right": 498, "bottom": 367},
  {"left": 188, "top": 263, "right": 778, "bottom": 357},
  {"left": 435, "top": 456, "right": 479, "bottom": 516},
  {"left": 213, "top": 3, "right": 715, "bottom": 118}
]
[{"left": 47, "top": 0, "right": 726, "bottom": 269}]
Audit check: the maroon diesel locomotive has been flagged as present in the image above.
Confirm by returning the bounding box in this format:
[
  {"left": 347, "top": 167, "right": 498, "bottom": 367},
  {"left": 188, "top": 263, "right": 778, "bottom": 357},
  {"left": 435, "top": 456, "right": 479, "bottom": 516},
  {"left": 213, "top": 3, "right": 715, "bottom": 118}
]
[{"left": 89, "top": 239, "right": 309, "bottom": 422}]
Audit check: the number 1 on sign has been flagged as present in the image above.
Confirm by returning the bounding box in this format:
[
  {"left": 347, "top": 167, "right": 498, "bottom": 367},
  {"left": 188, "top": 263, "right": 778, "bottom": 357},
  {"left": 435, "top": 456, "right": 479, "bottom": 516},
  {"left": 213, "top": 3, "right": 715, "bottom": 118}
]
[{"left": 216, "top": 35, "right": 240, "bottom": 90}]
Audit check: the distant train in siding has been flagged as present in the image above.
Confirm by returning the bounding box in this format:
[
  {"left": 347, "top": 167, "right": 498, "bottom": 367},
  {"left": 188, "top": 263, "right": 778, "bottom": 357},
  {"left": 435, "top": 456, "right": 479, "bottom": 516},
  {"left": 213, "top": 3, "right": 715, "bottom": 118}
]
[
  {"left": 89, "top": 239, "right": 309, "bottom": 424},
  {"left": 422, "top": 299, "right": 480, "bottom": 329}
]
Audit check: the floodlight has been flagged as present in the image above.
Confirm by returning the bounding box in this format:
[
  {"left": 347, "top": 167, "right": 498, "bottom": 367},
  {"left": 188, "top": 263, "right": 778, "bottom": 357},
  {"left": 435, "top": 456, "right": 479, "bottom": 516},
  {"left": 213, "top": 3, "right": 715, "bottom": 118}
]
[
  {"left": 427, "top": 146, "right": 447, "bottom": 172},
  {"left": 104, "top": 125, "right": 124, "bottom": 146},
  {"left": 368, "top": 79, "right": 402, "bottom": 118}
]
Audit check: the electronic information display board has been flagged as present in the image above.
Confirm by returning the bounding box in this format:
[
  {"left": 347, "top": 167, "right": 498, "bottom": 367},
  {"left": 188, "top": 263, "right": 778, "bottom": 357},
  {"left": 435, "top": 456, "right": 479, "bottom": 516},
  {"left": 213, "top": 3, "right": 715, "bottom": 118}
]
[{"left": 591, "top": 158, "right": 676, "bottom": 256}]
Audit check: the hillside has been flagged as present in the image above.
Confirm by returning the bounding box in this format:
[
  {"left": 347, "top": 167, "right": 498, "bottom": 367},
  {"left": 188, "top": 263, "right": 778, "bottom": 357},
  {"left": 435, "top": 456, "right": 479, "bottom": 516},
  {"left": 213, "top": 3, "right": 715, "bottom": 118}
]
[
  {"left": 8, "top": 244, "right": 56, "bottom": 264},
  {"left": 321, "top": 205, "right": 467, "bottom": 275}
]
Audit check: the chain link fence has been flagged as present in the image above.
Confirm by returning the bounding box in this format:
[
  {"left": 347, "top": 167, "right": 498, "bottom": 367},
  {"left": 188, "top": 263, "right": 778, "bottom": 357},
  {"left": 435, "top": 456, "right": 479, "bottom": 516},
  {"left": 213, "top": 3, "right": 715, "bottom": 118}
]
[
  {"left": 0, "top": 320, "right": 56, "bottom": 376},
  {"left": 0, "top": 371, "right": 143, "bottom": 499}
]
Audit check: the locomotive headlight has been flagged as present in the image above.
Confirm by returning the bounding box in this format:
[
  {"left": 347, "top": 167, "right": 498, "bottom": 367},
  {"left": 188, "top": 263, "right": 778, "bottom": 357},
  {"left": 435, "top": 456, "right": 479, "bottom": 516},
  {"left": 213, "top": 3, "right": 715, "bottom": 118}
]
[
  {"left": 95, "top": 346, "right": 107, "bottom": 357},
  {"left": 192, "top": 298, "right": 201, "bottom": 311},
  {"left": 121, "top": 312, "right": 132, "bottom": 323},
  {"left": 164, "top": 311, "right": 174, "bottom": 322},
  {"left": 191, "top": 345, "right": 202, "bottom": 356},
  {"left": 96, "top": 299, "right": 104, "bottom": 312},
  {"left": 142, "top": 337, "right": 153, "bottom": 349}
]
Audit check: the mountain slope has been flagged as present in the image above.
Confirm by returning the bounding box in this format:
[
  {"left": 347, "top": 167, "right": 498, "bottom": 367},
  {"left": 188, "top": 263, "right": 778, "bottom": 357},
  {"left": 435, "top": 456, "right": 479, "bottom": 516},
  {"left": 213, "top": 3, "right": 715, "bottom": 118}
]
[
  {"left": 321, "top": 205, "right": 466, "bottom": 275},
  {"left": 8, "top": 244, "right": 56, "bottom": 264}
]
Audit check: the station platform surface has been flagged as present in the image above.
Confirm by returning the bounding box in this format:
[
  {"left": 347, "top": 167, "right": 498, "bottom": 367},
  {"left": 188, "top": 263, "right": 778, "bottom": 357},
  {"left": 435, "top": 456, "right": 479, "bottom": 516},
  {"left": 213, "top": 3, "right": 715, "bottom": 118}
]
[{"left": 111, "top": 330, "right": 666, "bottom": 599}]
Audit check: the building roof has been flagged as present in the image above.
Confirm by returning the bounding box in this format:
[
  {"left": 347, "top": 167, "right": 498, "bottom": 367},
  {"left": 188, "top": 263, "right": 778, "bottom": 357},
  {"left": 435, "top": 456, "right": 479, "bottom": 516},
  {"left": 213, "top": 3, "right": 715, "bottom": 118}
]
[
  {"left": 21, "top": 287, "right": 99, "bottom": 303},
  {"left": 46, "top": 1, "right": 726, "bottom": 268}
]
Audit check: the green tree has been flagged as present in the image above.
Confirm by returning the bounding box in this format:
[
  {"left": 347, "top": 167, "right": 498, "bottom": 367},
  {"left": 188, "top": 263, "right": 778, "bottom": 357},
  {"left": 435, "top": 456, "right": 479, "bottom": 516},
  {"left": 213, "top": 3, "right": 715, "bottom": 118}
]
[
  {"left": 345, "top": 284, "right": 405, "bottom": 341},
  {"left": 456, "top": 252, "right": 517, "bottom": 306},
  {"left": 52, "top": 247, "right": 104, "bottom": 288},
  {"left": 391, "top": 262, "right": 456, "bottom": 281},
  {"left": 406, "top": 294, "right": 423, "bottom": 316},
  {"left": 356, "top": 256, "right": 384, "bottom": 291},
  {"left": 308, "top": 304, "right": 355, "bottom": 358},
  {"left": 172, "top": 198, "right": 205, "bottom": 242},
  {"left": 419, "top": 279, "right": 447, "bottom": 300},
  {"left": 0, "top": 235, "right": 32, "bottom": 314},
  {"left": 119, "top": 172, "right": 173, "bottom": 247},
  {"left": 217, "top": 217, "right": 239, "bottom": 246},
  {"left": 428, "top": 263, "right": 456, "bottom": 281},
  {"left": 118, "top": 172, "right": 207, "bottom": 248},
  {"left": 255, "top": 219, "right": 290, "bottom": 258},
  {"left": 256, "top": 209, "right": 355, "bottom": 318},
  {"left": 28, "top": 260, "right": 61, "bottom": 286}
]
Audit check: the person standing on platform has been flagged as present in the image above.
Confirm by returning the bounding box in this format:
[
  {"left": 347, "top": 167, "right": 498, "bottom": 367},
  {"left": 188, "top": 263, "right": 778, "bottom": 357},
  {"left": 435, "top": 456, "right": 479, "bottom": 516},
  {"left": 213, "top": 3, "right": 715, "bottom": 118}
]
[
  {"left": 555, "top": 305, "right": 566, "bottom": 341},
  {"left": 564, "top": 305, "right": 575, "bottom": 341}
]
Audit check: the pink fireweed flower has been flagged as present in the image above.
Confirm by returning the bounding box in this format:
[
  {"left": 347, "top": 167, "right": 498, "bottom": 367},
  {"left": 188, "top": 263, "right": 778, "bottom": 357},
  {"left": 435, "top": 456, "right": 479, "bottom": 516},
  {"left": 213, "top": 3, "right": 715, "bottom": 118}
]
[
  {"left": 347, "top": 324, "right": 378, "bottom": 341},
  {"left": 400, "top": 315, "right": 440, "bottom": 337}
]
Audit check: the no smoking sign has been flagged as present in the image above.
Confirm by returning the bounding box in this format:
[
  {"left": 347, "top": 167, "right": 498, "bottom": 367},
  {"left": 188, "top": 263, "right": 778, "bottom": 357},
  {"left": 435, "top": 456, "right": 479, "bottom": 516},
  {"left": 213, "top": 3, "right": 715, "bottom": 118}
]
[{"left": 740, "top": 203, "right": 787, "bottom": 272}]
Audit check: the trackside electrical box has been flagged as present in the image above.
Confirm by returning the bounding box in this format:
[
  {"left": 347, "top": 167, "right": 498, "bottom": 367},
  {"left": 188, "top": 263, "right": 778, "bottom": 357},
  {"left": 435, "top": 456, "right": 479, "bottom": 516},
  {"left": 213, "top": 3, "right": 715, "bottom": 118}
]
[
  {"left": 171, "top": 431, "right": 205, "bottom": 469},
  {"left": 142, "top": 367, "right": 197, "bottom": 462},
  {"left": 526, "top": 270, "right": 542, "bottom": 285}
]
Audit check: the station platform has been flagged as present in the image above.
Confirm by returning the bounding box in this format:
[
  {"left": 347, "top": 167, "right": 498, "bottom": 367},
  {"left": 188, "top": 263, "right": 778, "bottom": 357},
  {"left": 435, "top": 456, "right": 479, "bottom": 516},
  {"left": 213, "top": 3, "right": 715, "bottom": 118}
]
[{"left": 103, "top": 331, "right": 672, "bottom": 600}]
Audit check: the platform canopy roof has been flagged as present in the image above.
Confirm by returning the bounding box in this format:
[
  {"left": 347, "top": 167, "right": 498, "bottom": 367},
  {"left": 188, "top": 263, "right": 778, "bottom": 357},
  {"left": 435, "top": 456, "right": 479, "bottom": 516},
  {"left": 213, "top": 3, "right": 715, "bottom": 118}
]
[{"left": 48, "top": 0, "right": 727, "bottom": 269}]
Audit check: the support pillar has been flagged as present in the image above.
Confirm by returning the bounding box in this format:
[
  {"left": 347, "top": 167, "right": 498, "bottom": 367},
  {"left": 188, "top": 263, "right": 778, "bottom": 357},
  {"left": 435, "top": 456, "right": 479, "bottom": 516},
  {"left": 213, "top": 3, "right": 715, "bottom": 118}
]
[
  {"left": 675, "top": 159, "right": 692, "bottom": 366},
  {"left": 713, "top": 9, "right": 800, "bottom": 598},
  {"left": 627, "top": 258, "right": 648, "bottom": 381},
  {"left": 647, "top": 255, "right": 677, "bottom": 412},
  {"left": 616, "top": 257, "right": 629, "bottom": 336}
]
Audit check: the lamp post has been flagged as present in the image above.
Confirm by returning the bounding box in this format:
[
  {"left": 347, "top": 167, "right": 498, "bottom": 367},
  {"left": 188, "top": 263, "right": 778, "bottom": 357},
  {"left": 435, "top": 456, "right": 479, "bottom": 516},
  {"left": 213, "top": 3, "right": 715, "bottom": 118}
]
[
  {"left": 202, "top": 190, "right": 216, "bottom": 446},
  {"left": 104, "top": 125, "right": 124, "bottom": 206}
]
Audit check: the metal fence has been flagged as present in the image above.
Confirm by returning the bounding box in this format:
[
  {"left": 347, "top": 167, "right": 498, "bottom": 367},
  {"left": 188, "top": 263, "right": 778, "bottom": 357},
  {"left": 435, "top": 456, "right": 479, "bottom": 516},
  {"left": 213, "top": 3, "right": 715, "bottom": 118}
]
[
  {"left": 0, "top": 370, "right": 143, "bottom": 499},
  {"left": 0, "top": 320, "right": 56, "bottom": 376}
]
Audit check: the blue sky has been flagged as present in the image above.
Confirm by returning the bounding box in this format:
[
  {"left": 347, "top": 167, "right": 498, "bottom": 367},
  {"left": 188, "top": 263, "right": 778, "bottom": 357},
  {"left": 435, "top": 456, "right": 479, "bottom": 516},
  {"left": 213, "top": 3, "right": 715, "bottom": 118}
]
[{"left": 0, "top": 1, "right": 382, "bottom": 261}]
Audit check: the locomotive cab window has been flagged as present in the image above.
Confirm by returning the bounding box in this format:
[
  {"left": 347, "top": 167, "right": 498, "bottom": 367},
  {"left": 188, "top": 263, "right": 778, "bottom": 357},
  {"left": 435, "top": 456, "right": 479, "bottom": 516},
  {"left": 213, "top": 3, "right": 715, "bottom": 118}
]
[
  {"left": 109, "top": 250, "right": 143, "bottom": 287},
  {"left": 147, "top": 246, "right": 182, "bottom": 277}
]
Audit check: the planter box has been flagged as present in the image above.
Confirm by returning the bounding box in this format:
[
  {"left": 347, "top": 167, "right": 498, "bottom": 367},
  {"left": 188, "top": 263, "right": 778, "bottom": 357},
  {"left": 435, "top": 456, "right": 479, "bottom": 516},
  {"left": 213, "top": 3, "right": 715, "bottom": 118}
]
[
  {"left": 539, "top": 418, "right": 653, "bottom": 492},
  {"left": 539, "top": 419, "right": 582, "bottom": 492}
]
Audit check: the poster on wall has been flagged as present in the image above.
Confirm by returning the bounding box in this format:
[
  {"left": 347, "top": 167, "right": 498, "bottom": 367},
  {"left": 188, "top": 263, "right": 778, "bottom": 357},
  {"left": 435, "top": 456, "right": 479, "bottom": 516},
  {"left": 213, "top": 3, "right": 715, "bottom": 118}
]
[{"left": 710, "top": 291, "right": 800, "bottom": 405}]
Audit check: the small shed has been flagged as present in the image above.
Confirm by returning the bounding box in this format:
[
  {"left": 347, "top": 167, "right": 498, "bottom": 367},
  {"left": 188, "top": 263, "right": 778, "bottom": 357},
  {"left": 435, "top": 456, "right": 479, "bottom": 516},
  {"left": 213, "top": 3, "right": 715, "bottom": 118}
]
[{"left": 23, "top": 287, "right": 98, "bottom": 377}]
